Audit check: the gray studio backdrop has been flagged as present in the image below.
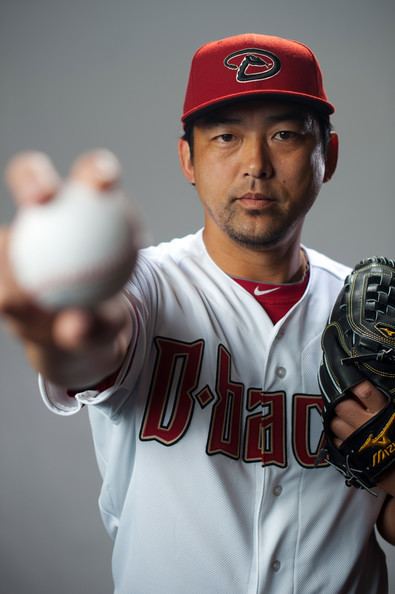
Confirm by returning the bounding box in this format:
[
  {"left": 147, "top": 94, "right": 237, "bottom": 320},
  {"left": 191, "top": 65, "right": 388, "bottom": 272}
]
[{"left": 0, "top": 1, "right": 394, "bottom": 592}]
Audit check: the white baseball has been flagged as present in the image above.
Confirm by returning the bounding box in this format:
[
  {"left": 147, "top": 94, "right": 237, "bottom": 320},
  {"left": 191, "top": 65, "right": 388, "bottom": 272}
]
[{"left": 9, "top": 181, "right": 139, "bottom": 309}]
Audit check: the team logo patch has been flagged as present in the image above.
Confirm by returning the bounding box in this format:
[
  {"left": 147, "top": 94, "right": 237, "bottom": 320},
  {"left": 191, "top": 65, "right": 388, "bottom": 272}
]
[{"left": 224, "top": 48, "right": 281, "bottom": 83}]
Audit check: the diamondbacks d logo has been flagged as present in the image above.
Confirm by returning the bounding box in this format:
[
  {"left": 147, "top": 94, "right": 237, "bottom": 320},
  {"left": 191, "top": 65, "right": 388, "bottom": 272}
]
[{"left": 224, "top": 48, "right": 281, "bottom": 83}]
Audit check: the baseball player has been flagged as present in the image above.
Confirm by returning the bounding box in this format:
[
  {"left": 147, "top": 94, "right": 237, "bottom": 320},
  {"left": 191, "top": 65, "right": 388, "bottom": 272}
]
[{"left": 1, "top": 33, "right": 395, "bottom": 594}]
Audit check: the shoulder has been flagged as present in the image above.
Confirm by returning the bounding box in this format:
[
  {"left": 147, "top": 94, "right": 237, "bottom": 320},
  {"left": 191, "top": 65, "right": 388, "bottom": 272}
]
[
  {"left": 304, "top": 247, "right": 352, "bottom": 307},
  {"left": 138, "top": 229, "right": 205, "bottom": 268},
  {"left": 126, "top": 230, "right": 209, "bottom": 299},
  {"left": 305, "top": 246, "right": 351, "bottom": 282}
]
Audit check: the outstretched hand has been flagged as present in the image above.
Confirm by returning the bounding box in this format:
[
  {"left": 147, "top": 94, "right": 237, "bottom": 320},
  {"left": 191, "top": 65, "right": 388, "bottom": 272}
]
[{"left": 0, "top": 150, "right": 134, "bottom": 387}]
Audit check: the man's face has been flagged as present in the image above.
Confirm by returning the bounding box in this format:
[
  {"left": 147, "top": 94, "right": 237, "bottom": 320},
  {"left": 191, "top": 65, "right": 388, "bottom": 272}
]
[{"left": 179, "top": 100, "right": 337, "bottom": 252}]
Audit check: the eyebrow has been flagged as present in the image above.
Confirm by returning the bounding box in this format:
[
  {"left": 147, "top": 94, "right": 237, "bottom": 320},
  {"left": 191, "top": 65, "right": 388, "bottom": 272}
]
[
  {"left": 197, "top": 110, "right": 311, "bottom": 128},
  {"left": 265, "top": 111, "right": 311, "bottom": 124},
  {"left": 197, "top": 116, "right": 242, "bottom": 127}
]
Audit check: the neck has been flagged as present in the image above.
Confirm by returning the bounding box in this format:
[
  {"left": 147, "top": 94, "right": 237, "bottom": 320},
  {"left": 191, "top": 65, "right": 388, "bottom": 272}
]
[{"left": 203, "top": 226, "right": 306, "bottom": 284}]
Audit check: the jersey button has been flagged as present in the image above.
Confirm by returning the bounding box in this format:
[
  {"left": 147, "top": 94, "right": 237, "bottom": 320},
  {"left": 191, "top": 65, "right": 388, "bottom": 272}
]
[
  {"left": 272, "top": 560, "right": 281, "bottom": 572},
  {"left": 276, "top": 366, "right": 287, "bottom": 378},
  {"left": 273, "top": 485, "right": 283, "bottom": 496}
]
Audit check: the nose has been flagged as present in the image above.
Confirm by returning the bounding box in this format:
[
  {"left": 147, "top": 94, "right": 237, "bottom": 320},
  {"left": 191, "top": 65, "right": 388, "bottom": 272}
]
[{"left": 242, "top": 137, "right": 273, "bottom": 179}]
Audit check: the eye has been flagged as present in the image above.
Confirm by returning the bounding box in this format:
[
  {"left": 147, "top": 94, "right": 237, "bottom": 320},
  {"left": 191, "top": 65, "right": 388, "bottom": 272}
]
[
  {"left": 214, "top": 133, "right": 236, "bottom": 143},
  {"left": 273, "top": 130, "right": 299, "bottom": 141}
]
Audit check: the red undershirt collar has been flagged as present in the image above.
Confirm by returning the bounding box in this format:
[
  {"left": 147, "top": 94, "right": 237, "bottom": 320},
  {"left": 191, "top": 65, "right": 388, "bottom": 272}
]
[{"left": 233, "top": 270, "right": 310, "bottom": 324}]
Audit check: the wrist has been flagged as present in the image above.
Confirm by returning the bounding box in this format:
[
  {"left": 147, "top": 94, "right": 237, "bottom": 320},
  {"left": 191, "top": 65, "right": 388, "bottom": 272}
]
[{"left": 25, "top": 336, "right": 126, "bottom": 390}]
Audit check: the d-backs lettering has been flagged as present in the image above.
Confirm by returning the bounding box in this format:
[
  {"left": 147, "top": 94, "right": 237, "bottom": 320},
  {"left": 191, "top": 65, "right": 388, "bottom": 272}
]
[{"left": 140, "top": 337, "right": 328, "bottom": 468}]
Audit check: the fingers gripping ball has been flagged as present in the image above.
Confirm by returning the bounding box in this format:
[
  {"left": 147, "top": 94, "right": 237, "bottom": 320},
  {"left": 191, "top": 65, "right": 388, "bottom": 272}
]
[
  {"left": 318, "top": 257, "right": 395, "bottom": 492},
  {"left": 9, "top": 182, "right": 139, "bottom": 308}
]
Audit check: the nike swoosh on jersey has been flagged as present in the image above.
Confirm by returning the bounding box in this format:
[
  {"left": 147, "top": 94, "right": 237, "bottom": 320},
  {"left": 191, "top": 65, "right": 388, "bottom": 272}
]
[{"left": 253, "top": 286, "right": 280, "bottom": 297}]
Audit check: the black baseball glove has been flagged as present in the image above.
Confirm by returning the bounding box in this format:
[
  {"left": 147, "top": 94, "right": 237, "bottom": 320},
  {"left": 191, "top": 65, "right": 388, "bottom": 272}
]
[{"left": 318, "top": 257, "right": 395, "bottom": 493}]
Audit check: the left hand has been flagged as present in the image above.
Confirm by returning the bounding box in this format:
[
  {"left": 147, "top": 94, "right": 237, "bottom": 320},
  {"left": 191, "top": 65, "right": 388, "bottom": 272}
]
[
  {"left": 331, "top": 380, "right": 395, "bottom": 496},
  {"left": 330, "top": 380, "right": 387, "bottom": 447}
]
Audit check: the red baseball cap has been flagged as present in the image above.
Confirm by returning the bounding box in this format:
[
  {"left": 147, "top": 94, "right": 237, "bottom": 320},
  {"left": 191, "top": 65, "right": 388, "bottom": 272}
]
[{"left": 182, "top": 33, "right": 334, "bottom": 125}]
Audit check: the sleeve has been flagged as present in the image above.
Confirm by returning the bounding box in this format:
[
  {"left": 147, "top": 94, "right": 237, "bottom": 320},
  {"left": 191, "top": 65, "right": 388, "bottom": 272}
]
[{"left": 39, "top": 253, "right": 157, "bottom": 422}]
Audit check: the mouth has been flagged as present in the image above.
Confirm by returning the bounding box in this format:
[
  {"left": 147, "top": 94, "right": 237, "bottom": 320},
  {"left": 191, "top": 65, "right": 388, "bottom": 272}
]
[{"left": 236, "top": 192, "right": 275, "bottom": 210}]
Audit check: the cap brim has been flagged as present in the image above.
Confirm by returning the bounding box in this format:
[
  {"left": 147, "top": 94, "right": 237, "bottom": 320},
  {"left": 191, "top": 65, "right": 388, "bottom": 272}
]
[{"left": 182, "top": 90, "right": 335, "bottom": 125}]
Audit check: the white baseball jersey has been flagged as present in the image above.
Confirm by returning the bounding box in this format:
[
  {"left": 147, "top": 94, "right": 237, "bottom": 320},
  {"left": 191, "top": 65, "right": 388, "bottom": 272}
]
[{"left": 41, "top": 230, "right": 388, "bottom": 594}]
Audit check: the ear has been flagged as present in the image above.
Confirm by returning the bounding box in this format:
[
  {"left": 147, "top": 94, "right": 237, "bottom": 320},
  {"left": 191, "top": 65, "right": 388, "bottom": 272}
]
[
  {"left": 178, "top": 138, "right": 195, "bottom": 185},
  {"left": 323, "top": 132, "right": 339, "bottom": 183}
]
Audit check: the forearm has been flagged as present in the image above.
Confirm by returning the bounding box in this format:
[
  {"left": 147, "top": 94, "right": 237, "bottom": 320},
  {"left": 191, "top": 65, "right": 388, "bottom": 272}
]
[
  {"left": 24, "top": 306, "right": 133, "bottom": 389},
  {"left": 26, "top": 337, "right": 122, "bottom": 389}
]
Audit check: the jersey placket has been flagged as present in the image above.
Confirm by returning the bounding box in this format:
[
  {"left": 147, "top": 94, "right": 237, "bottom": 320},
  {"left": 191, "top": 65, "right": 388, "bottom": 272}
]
[{"left": 255, "top": 319, "right": 300, "bottom": 594}]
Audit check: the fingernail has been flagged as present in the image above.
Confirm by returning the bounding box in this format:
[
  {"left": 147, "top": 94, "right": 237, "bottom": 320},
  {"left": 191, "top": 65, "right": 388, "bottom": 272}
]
[
  {"left": 30, "top": 153, "right": 60, "bottom": 187},
  {"left": 94, "top": 150, "right": 120, "bottom": 183}
]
